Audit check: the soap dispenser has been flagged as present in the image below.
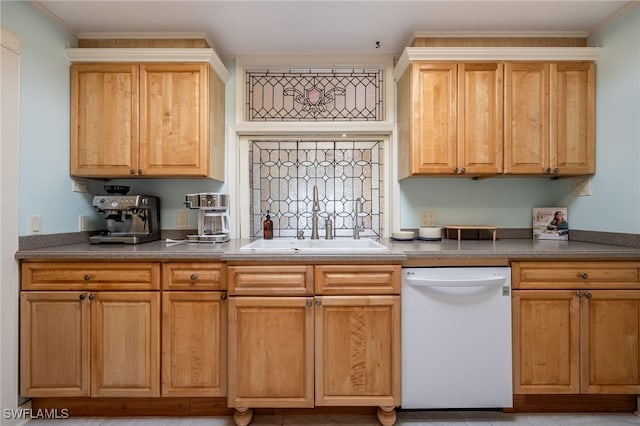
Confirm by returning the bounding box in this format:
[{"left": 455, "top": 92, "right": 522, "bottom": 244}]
[{"left": 263, "top": 210, "right": 273, "bottom": 240}]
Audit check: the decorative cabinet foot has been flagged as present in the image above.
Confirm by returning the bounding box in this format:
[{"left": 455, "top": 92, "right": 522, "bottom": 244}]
[
  {"left": 376, "top": 406, "right": 397, "bottom": 426},
  {"left": 233, "top": 407, "right": 253, "bottom": 426}
]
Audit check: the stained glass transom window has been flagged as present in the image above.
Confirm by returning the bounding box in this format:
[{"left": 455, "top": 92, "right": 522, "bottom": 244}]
[
  {"left": 246, "top": 68, "right": 384, "bottom": 121},
  {"left": 250, "top": 140, "right": 383, "bottom": 239}
]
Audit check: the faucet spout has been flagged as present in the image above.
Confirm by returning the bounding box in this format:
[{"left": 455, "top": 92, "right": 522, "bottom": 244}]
[
  {"left": 353, "top": 197, "right": 365, "bottom": 239},
  {"left": 311, "top": 185, "right": 320, "bottom": 240}
]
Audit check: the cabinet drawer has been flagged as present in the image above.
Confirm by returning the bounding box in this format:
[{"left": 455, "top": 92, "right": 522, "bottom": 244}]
[
  {"left": 162, "top": 262, "right": 226, "bottom": 290},
  {"left": 315, "top": 265, "right": 401, "bottom": 295},
  {"left": 21, "top": 262, "right": 160, "bottom": 290},
  {"left": 513, "top": 262, "right": 640, "bottom": 290},
  {"left": 228, "top": 265, "right": 313, "bottom": 296}
]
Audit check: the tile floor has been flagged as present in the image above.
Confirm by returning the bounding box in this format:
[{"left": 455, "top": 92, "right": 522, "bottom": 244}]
[{"left": 26, "top": 410, "right": 640, "bottom": 425}]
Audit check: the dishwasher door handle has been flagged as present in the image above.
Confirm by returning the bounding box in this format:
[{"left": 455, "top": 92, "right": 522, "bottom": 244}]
[{"left": 405, "top": 276, "right": 506, "bottom": 288}]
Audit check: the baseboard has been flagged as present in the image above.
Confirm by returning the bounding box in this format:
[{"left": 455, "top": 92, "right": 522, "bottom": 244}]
[{"left": 509, "top": 394, "right": 637, "bottom": 413}]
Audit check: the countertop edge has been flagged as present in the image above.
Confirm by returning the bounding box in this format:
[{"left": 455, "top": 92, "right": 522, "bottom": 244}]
[{"left": 14, "top": 238, "right": 640, "bottom": 262}]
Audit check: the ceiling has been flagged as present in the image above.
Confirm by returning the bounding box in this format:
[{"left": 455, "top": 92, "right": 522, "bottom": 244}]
[{"left": 35, "top": 0, "right": 637, "bottom": 57}]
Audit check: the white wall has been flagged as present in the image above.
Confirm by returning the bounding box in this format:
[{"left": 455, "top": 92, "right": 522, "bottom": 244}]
[
  {"left": 554, "top": 4, "right": 640, "bottom": 234},
  {"left": 1, "top": 26, "right": 22, "bottom": 425},
  {"left": 1, "top": 1, "right": 83, "bottom": 236}
]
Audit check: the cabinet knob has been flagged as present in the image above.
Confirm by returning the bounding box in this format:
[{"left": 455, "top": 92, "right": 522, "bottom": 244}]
[
  {"left": 315, "top": 299, "right": 322, "bottom": 307},
  {"left": 306, "top": 300, "right": 313, "bottom": 308},
  {"left": 580, "top": 273, "right": 589, "bottom": 279},
  {"left": 576, "top": 291, "right": 583, "bottom": 298},
  {"left": 453, "top": 167, "right": 459, "bottom": 173},
  {"left": 585, "top": 292, "right": 592, "bottom": 299},
  {"left": 221, "top": 292, "right": 227, "bottom": 300},
  {"left": 83, "top": 274, "right": 91, "bottom": 281},
  {"left": 546, "top": 167, "right": 552, "bottom": 173},
  {"left": 138, "top": 169, "right": 143, "bottom": 175},
  {"left": 79, "top": 293, "right": 87, "bottom": 300},
  {"left": 130, "top": 169, "right": 136, "bottom": 175},
  {"left": 460, "top": 167, "right": 466, "bottom": 174},
  {"left": 554, "top": 168, "right": 560, "bottom": 174},
  {"left": 190, "top": 274, "right": 199, "bottom": 281},
  {"left": 88, "top": 293, "right": 95, "bottom": 301}
]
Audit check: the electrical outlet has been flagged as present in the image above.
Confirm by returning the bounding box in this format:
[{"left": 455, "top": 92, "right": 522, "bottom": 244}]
[
  {"left": 572, "top": 176, "right": 591, "bottom": 197},
  {"left": 79, "top": 215, "right": 89, "bottom": 231},
  {"left": 176, "top": 211, "right": 188, "bottom": 229},
  {"left": 420, "top": 210, "right": 437, "bottom": 227},
  {"left": 28, "top": 215, "right": 42, "bottom": 235},
  {"left": 71, "top": 178, "right": 89, "bottom": 193}
]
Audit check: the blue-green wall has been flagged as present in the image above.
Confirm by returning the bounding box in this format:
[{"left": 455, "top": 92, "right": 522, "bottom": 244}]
[
  {"left": 554, "top": 4, "right": 640, "bottom": 233},
  {"left": 3, "top": 1, "right": 639, "bottom": 236}
]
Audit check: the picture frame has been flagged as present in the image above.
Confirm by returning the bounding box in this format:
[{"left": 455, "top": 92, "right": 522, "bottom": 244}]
[{"left": 533, "top": 207, "right": 569, "bottom": 240}]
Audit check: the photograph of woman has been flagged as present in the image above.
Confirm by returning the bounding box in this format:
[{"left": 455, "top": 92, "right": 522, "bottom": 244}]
[{"left": 547, "top": 211, "right": 569, "bottom": 235}]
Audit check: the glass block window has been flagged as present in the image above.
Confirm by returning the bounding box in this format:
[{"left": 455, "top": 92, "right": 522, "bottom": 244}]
[
  {"left": 250, "top": 140, "right": 383, "bottom": 239},
  {"left": 246, "top": 68, "right": 384, "bottom": 121}
]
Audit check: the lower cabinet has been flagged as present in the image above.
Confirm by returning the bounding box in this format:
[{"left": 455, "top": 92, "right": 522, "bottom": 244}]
[
  {"left": 512, "top": 261, "right": 640, "bottom": 395},
  {"left": 161, "top": 262, "right": 227, "bottom": 397},
  {"left": 315, "top": 295, "right": 400, "bottom": 407},
  {"left": 162, "top": 292, "right": 227, "bottom": 397},
  {"left": 228, "top": 296, "right": 314, "bottom": 408},
  {"left": 227, "top": 264, "right": 401, "bottom": 426},
  {"left": 20, "top": 290, "right": 160, "bottom": 397}
]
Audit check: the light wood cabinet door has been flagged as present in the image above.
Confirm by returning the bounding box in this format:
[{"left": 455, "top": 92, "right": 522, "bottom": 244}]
[
  {"left": 162, "top": 292, "right": 227, "bottom": 397},
  {"left": 505, "top": 62, "right": 595, "bottom": 176},
  {"left": 512, "top": 290, "right": 580, "bottom": 394},
  {"left": 20, "top": 292, "right": 90, "bottom": 397},
  {"left": 70, "top": 64, "right": 139, "bottom": 177},
  {"left": 315, "top": 296, "right": 400, "bottom": 407},
  {"left": 504, "top": 62, "right": 550, "bottom": 174},
  {"left": 400, "top": 62, "right": 503, "bottom": 176},
  {"left": 457, "top": 63, "right": 504, "bottom": 174},
  {"left": 408, "top": 62, "right": 458, "bottom": 174},
  {"left": 551, "top": 62, "right": 595, "bottom": 175},
  {"left": 139, "top": 64, "right": 209, "bottom": 176},
  {"left": 228, "top": 296, "right": 314, "bottom": 408},
  {"left": 91, "top": 292, "right": 160, "bottom": 397},
  {"left": 581, "top": 290, "right": 640, "bottom": 393},
  {"left": 71, "top": 62, "right": 219, "bottom": 178}
]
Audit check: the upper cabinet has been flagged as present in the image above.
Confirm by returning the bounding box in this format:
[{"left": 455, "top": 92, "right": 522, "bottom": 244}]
[
  {"left": 504, "top": 62, "right": 595, "bottom": 176},
  {"left": 68, "top": 43, "right": 228, "bottom": 180},
  {"left": 395, "top": 46, "right": 598, "bottom": 178},
  {"left": 397, "top": 62, "right": 503, "bottom": 177}
]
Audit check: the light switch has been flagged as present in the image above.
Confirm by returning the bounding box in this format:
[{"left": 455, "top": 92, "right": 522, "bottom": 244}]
[{"left": 28, "top": 215, "right": 42, "bottom": 234}]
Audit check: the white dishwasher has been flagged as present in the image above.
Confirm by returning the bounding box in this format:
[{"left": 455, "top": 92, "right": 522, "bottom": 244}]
[{"left": 401, "top": 267, "right": 513, "bottom": 409}]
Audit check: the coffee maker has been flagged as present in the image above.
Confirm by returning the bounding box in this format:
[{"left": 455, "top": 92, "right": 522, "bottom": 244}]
[
  {"left": 90, "top": 185, "right": 161, "bottom": 244},
  {"left": 184, "top": 193, "right": 230, "bottom": 243}
]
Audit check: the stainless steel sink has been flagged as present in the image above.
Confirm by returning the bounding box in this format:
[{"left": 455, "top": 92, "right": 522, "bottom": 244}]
[{"left": 239, "top": 238, "right": 388, "bottom": 252}]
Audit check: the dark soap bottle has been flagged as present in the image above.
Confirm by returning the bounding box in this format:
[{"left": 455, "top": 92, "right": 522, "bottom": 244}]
[{"left": 263, "top": 210, "right": 273, "bottom": 240}]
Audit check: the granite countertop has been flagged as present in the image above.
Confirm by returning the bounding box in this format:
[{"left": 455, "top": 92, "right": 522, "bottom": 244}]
[{"left": 15, "top": 238, "right": 640, "bottom": 262}]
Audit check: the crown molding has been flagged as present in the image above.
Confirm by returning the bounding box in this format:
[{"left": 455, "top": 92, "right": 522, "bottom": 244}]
[
  {"left": 66, "top": 48, "right": 230, "bottom": 82},
  {"left": 408, "top": 30, "right": 589, "bottom": 41},
  {"left": 76, "top": 32, "right": 216, "bottom": 49},
  {"left": 393, "top": 46, "right": 601, "bottom": 80}
]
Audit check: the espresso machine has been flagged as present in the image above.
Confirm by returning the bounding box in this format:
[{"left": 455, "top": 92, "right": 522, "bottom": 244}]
[
  {"left": 184, "top": 192, "right": 230, "bottom": 243},
  {"left": 90, "top": 185, "right": 161, "bottom": 244}
]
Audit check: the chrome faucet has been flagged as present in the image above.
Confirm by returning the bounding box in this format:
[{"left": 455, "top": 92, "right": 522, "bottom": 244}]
[
  {"left": 311, "top": 185, "right": 320, "bottom": 240},
  {"left": 353, "top": 197, "right": 364, "bottom": 239}
]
